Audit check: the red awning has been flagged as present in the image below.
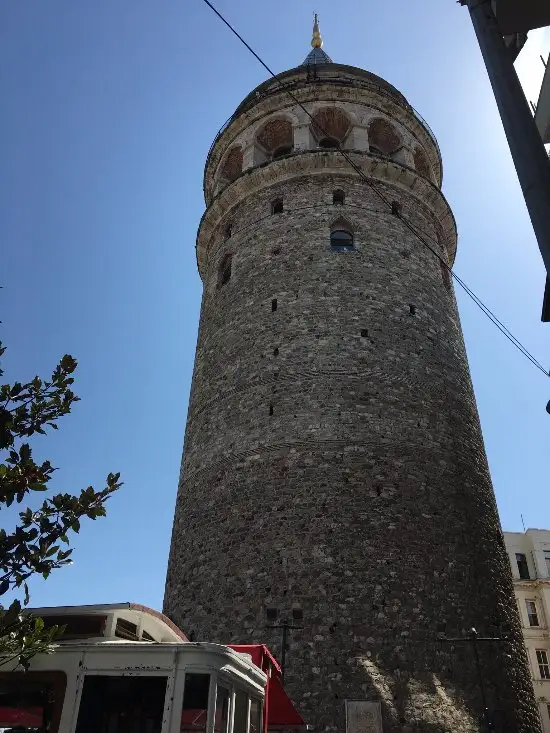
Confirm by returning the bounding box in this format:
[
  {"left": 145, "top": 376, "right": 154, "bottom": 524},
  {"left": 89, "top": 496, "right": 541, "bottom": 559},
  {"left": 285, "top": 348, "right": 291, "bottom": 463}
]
[
  {"left": 229, "top": 645, "right": 305, "bottom": 730},
  {"left": 265, "top": 675, "right": 305, "bottom": 728}
]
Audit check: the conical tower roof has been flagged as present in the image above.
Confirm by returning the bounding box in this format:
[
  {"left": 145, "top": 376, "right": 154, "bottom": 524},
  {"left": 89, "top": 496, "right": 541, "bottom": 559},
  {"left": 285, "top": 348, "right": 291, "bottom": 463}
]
[{"left": 302, "top": 13, "right": 332, "bottom": 66}]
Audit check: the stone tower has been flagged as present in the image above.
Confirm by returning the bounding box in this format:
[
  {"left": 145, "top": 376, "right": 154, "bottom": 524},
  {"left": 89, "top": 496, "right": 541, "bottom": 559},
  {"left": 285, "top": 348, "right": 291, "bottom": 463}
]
[{"left": 164, "top": 19, "right": 540, "bottom": 733}]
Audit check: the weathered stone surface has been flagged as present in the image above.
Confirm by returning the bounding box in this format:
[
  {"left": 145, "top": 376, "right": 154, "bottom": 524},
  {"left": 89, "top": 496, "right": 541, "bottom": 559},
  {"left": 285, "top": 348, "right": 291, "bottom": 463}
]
[{"left": 164, "top": 63, "right": 540, "bottom": 733}]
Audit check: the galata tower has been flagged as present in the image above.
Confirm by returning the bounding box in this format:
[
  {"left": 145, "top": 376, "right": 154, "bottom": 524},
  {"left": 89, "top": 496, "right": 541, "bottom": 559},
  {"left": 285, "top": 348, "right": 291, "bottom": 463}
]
[{"left": 164, "top": 18, "right": 539, "bottom": 733}]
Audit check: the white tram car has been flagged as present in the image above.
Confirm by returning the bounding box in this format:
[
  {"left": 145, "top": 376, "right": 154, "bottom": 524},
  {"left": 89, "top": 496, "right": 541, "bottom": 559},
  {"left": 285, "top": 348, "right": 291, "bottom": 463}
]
[{"left": 0, "top": 603, "right": 305, "bottom": 733}]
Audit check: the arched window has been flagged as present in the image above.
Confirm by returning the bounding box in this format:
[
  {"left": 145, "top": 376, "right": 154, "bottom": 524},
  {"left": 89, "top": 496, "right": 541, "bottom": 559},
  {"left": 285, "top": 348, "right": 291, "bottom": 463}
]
[
  {"left": 311, "top": 107, "right": 351, "bottom": 148},
  {"left": 256, "top": 118, "right": 294, "bottom": 161},
  {"left": 330, "top": 229, "right": 354, "bottom": 252},
  {"left": 271, "top": 198, "right": 283, "bottom": 215},
  {"left": 218, "top": 254, "right": 232, "bottom": 287},
  {"left": 413, "top": 147, "right": 432, "bottom": 180},
  {"left": 220, "top": 147, "right": 243, "bottom": 183},
  {"left": 333, "top": 190, "right": 345, "bottom": 205},
  {"left": 368, "top": 118, "right": 400, "bottom": 156},
  {"left": 319, "top": 137, "right": 339, "bottom": 149}
]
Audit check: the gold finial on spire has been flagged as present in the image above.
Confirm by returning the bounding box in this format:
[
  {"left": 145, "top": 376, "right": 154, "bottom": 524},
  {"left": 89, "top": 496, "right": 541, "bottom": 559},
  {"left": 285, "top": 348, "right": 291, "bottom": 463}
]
[{"left": 311, "top": 12, "right": 323, "bottom": 48}]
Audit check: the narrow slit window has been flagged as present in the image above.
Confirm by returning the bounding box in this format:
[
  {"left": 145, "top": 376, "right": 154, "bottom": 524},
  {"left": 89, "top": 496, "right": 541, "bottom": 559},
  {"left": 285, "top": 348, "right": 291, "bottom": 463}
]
[
  {"left": 269, "top": 404, "right": 274, "bottom": 416},
  {"left": 440, "top": 261, "right": 452, "bottom": 292},
  {"left": 333, "top": 190, "right": 345, "bottom": 205},
  {"left": 330, "top": 229, "right": 354, "bottom": 252},
  {"left": 271, "top": 199, "right": 284, "bottom": 215},
  {"left": 272, "top": 298, "right": 278, "bottom": 312},
  {"left": 218, "top": 254, "right": 232, "bottom": 287},
  {"left": 224, "top": 223, "right": 232, "bottom": 240},
  {"left": 409, "top": 304, "right": 416, "bottom": 316}
]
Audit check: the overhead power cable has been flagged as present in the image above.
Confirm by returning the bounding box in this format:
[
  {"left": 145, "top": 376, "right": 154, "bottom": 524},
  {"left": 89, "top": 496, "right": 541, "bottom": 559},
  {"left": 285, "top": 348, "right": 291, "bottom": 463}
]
[{"left": 199, "top": 0, "right": 548, "bottom": 378}]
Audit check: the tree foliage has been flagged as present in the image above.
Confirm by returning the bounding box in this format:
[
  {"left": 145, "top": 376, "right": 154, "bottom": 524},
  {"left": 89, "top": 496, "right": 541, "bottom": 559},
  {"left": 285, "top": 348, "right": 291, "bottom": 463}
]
[{"left": 0, "top": 341, "right": 121, "bottom": 667}]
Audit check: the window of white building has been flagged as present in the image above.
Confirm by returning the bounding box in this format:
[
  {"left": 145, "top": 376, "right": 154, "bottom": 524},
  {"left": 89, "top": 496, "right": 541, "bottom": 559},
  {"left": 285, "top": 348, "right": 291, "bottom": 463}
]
[
  {"left": 516, "top": 553, "right": 530, "bottom": 580},
  {"left": 544, "top": 550, "right": 550, "bottom": 577},
  {"left": 536, "top": 650, "right": 550, "bottom": 679},
  {"left": 526, "top": 599, "right": 540, "bottom": 627}
]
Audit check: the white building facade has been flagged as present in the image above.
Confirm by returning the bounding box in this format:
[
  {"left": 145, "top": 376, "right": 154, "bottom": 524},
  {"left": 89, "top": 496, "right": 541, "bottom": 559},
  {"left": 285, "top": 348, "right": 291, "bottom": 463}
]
[{"left": 504, "top": 530, "right": 550, "bottom": 732}]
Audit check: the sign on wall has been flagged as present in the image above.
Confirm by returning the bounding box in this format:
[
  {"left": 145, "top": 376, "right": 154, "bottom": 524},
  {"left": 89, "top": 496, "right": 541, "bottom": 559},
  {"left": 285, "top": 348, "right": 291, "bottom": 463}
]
[{"left": 345, "top": 701, "right": 383, "bottom": 733}]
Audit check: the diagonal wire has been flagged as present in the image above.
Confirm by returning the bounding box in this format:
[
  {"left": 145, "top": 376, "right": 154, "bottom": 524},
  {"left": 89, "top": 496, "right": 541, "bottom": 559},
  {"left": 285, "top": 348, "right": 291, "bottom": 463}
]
[{"left": 199, "top": 0, "right": 548, "bottom": 378}]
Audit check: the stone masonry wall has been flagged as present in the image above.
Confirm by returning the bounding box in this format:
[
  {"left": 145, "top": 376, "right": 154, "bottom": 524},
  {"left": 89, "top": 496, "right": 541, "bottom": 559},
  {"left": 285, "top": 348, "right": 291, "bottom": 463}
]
[{"left": 164, "top": 90, "right": 540, "bottom": 733}]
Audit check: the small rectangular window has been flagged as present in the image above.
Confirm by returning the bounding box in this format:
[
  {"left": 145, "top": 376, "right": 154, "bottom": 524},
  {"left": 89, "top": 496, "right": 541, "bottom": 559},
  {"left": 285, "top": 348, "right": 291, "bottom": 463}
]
[
  {"left": 271, "top": 298, "right": 277, "bottom": 312},
  {"left": 526, "top": 599, "right": 540, "bottom": 627},
  {"left": 250, "top": 698, "right": 262, "bottom": 733},
  {"left": 0, "top": 671, "right": 66, "bottom": 733},
  {"left": 233, "top": 689, "right": 249, "bottom": 733},
  {"left": 115, "top": 617, "right": 139, "bottom": 640},
  {"left": 544, "top": 550, "right": 550, "bottom": 577},
  {"left": 181, "top": 673, "right": 210, "bottom": 733},
  {"left": 214, "top": 685, "right": 230, "bottom": 733},
  {"left": 76, "top": 675, "right": 167, "bottom": 733},
  {"left": 537, "top": 650, "right": 550, "bottom": 679},
  {"left": 516, "top": 553, "right": 530, "bottom": 580},
  {"left": 41, "top": 613, "right": 107, "bottom": 639}
]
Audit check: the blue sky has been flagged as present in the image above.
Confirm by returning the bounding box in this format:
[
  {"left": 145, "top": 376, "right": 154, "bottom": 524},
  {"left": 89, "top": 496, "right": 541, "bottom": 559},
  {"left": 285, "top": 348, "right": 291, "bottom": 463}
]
[{"left": 0, "top": 0, "right": 548, "bottom": 612}]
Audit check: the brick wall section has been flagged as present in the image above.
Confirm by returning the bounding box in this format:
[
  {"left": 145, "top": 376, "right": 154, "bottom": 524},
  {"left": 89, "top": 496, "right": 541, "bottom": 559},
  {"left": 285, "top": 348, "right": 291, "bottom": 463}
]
[{"left": 164, "top": 87, "right": 540, "bottom": 733}]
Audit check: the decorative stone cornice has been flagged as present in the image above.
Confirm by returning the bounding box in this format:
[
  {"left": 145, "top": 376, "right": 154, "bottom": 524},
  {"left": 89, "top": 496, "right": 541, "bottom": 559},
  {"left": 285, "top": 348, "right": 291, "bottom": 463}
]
[
  {"left": 514, "top": 578, "right": 550, "bottom": 590},
  {"left": 196, "top": 149, "right": 457, "bottom": 278}
]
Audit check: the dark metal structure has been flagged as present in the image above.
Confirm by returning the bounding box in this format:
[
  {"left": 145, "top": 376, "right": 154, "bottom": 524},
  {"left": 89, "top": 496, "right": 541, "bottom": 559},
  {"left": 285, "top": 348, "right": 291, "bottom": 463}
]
[{"left": 461, "top": 0, "right": 550, "bottom": 321}]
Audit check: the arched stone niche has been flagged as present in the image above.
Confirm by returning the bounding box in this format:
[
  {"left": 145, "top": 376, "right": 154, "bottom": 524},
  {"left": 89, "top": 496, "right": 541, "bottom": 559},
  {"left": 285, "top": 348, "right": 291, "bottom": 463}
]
[
  {"left": 368, "top": 117, "right": 401, "bottom": 155},
  {"left": 311, "top": 106, "right": 352, "bottom": 148},
  {"left": 413, "top": 146, "right": 434, "bottom": 182},
  {"left": 255, "top": 117, "right": 294, "bottom": 163},
  {"left": 214, "top": 146, "right": 244, "bottom": 195}
]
